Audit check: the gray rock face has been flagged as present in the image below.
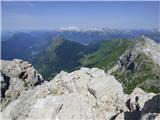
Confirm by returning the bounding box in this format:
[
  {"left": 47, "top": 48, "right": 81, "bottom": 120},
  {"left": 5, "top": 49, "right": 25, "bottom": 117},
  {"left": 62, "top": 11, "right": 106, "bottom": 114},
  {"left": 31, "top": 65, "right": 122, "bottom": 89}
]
[
  {"left": 1, "top": 60, "right": 159, "bottom": 120},
  {"left": 27, "top": 94, "right": 94, "bottom": 120},
  {"left": 0, "top": 59, "right": 44, "bottom": 110},
  {"left": 115, "top": 88, "right": 159, "bottom": 120},
  {"left": 87, "top": 69, "right": 123, "bottom": 99},
  {"left": 27, "top": 95, "right": 64, "bottom": 120},
  {"left": 141, "top": 113, "right": 160, "bottom": 120}
]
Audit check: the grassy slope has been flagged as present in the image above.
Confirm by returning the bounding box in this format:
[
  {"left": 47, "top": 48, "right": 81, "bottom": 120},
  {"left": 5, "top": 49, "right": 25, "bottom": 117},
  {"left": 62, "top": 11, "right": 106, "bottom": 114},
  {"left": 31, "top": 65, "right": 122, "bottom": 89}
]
[
  {"left": 32, "top": 37, "right": 64, "bottom": 80},
  {"left": 81, "top": 39, "right": 133, "bottom": 71}
]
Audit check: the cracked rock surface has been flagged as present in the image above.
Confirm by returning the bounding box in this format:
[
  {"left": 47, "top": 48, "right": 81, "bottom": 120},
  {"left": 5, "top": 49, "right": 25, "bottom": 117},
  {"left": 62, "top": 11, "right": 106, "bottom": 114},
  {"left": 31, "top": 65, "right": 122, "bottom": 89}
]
[{"left": 1, "top": 60, "right": 160, "bottom": 120}]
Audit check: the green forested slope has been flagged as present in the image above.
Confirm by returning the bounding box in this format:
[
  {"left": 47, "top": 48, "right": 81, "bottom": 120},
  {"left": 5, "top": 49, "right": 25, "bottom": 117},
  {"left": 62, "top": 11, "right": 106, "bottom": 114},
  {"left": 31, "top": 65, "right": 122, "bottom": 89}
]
[
  {"left": 81, "top": 39, "right": 133, "bottom": 71},
  {"left": 32, "top": 36, "right": 86, "bottom": 80}
]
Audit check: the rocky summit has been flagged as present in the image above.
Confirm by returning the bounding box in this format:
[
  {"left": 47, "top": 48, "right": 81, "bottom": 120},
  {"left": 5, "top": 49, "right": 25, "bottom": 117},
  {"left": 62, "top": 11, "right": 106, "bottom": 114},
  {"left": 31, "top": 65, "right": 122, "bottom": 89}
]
[{"left": 0, "top": 59, "right": 160, "bottom": 120}]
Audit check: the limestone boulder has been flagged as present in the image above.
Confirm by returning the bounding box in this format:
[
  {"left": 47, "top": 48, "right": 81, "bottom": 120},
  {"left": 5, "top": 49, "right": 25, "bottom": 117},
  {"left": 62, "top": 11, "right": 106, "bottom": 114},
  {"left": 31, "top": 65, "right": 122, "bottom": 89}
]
[{"left": 87, "top": 70, "right": 124, "bottom": 99}]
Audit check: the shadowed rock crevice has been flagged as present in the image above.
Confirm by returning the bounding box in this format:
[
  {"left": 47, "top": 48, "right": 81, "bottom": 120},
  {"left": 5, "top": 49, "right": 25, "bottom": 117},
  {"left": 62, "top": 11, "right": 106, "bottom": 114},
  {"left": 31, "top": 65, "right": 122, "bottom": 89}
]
[
  {"left": 0, "top": 59, "right": 44, "bottom": 110},
  {"left": 141, "top": 94, "right": 160, "bottom": 115},
  {"left": 1, "top": 73, "right": 10, "bottom": 98},
  {"left": 124, "top": 110, "right": 141, "bottom": 120},
  {"left": 19, "top": 71, "right": 28, "bottom": 79}
]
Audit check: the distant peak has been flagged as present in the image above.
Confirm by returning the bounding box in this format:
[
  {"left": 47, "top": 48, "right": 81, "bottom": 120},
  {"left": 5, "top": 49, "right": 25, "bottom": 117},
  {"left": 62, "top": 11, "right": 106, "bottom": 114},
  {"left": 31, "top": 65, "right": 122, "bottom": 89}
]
[
  {"left": 56, "top": 35, "right": 65, "bottom": 40},
  {"left": 121, "top": 36, "right": 160, "bottom": 67},
  {"left": 56, "top": 26, "right": 112, "bottom": 32},
  {"left": 57, "top": 26, "right": 81, "bottom": 32}
]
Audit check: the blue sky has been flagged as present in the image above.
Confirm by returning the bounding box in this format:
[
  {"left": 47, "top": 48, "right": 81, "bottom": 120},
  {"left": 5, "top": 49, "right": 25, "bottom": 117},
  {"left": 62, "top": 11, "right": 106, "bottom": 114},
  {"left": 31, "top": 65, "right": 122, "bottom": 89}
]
[{"left": 2, "top": 1, "right": 160, "bottom": 30}]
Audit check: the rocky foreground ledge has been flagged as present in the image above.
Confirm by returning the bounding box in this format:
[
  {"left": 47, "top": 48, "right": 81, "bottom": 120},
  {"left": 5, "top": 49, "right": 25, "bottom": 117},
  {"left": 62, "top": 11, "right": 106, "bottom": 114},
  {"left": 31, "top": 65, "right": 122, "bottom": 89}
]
[{"left": 0, "top": 59, "right": 160, "bottom": 120}]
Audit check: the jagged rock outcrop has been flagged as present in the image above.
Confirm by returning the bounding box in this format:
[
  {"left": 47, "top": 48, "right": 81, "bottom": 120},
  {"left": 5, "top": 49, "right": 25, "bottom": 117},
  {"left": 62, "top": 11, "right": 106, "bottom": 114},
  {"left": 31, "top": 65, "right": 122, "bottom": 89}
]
[
  {"left": 112, "top": 36, "right": 160, "bottom": 93},
  {"left": 0, "top": 59, "right": 44, "bottom": 110},
  {"left": 1, "top": 59, "right": 159, "bottom": 120},
  {"left": 118, "top": 36, "right": 160, "bottom": 68},
  {"left": 115, "top": 88, "right": 159, "bottom": 120}
]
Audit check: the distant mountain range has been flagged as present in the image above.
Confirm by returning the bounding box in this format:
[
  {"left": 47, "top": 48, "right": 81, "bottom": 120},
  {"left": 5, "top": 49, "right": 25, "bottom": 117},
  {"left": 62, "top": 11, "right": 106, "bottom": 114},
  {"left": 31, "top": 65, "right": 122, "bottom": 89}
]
[
  {"left": 1, "top": 32, "right": 54, "bottom": 61},
  {"left": 1, "top": 28, "right": 160, "bottom": 61}
]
